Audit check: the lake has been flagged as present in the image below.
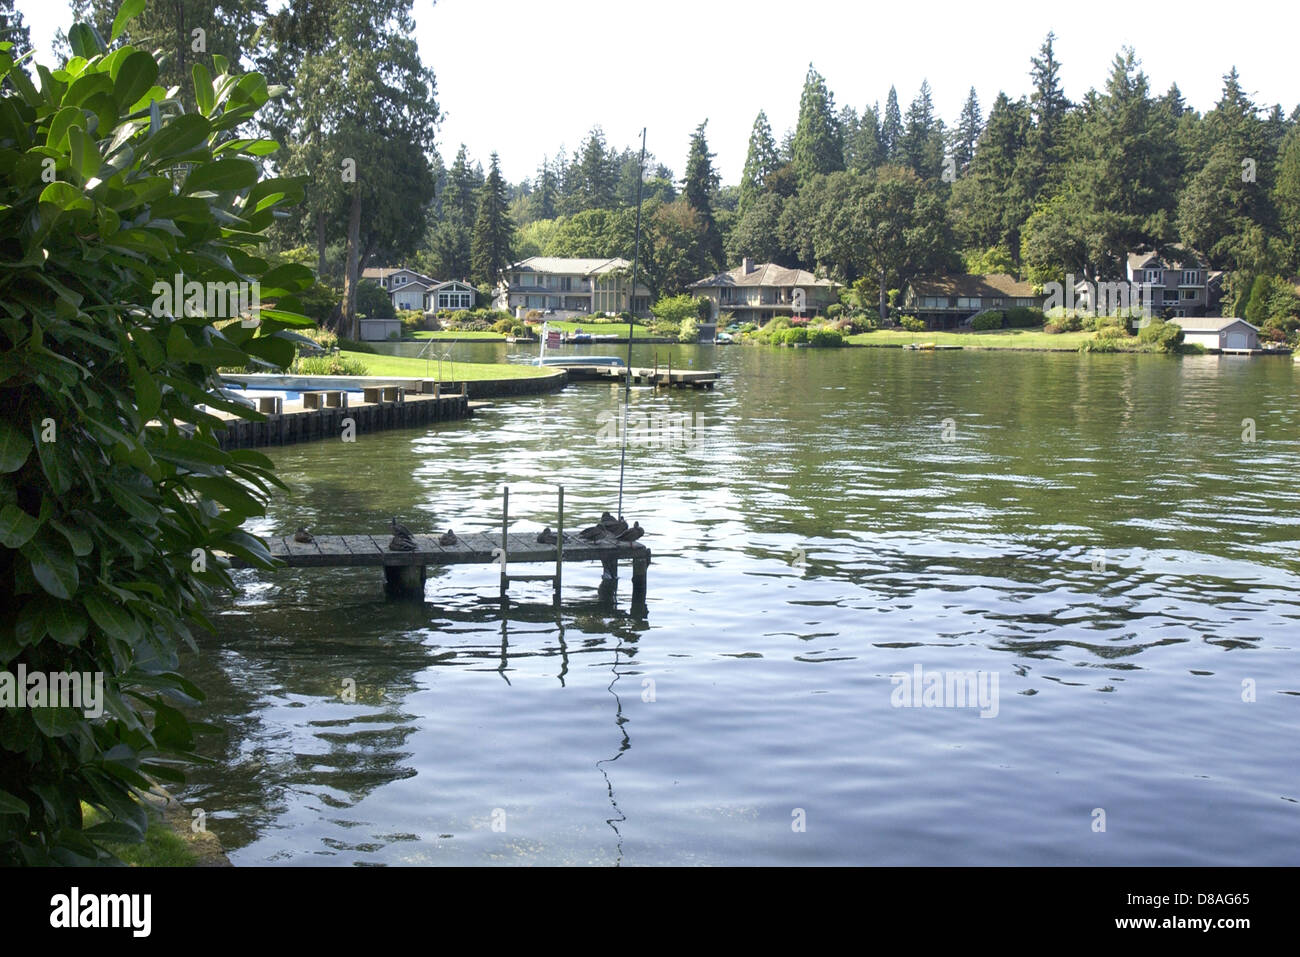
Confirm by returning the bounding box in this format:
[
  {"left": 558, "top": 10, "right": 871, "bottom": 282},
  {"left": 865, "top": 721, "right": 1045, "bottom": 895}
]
[{"left": 180, "top": 343, "right": 1300, "bottom": 865}]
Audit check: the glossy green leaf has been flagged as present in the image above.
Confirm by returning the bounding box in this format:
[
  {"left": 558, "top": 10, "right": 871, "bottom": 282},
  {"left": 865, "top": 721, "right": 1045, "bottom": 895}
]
[{"left": 0, "top": 420, "right": 32, "bottom": 473}]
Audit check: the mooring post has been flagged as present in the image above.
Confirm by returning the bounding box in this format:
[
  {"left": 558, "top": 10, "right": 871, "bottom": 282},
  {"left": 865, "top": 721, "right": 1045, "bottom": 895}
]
[
  {"left": 384, "top": 563, "right": 426, "bottom": 598},
  {"left": 598, "top": 555, "right": 619, "bottom": 606},
  {"left": 631, "top": 555, "right": 648, "bottom": 607},
  {"left": 554, "top": 484, "right": 564, "bottom": 605},
  {"left": 499, "top": 486, "right": 509, "bottom": 603}
]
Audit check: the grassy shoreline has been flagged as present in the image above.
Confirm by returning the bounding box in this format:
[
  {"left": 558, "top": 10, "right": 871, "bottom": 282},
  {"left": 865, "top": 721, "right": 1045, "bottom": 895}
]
[
  {"left": 846, "top": 328, "right": 1096, "bottom": 350},
  {"left": 338, "top": 351, "right": 550, "bottom": 379}
]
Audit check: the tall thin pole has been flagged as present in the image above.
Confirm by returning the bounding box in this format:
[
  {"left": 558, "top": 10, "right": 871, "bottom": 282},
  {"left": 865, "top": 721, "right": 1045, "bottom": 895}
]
[{"left": 616, "top": 129, "right": 647, "bottom": 519}]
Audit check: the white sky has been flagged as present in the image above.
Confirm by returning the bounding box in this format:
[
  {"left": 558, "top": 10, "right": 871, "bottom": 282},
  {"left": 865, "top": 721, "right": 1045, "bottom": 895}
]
[{"left": 14, "top": 0, "right": 1300, "bottom": 186}]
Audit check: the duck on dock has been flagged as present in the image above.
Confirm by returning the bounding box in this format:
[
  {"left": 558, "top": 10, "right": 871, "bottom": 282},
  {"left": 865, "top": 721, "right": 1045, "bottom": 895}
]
[
  {"left": 438, "top": 529, "right": 458, "bottom": 547},
  {"left": 293, "top": 527, "right": 314, "bottom": 544},
  {"left": 616, "top": 521, "right": 644, "bottom": 542},
  {"left": 537, "top": 527, "right": 558, "bottom": 545},
  {"left": 388, "top": 535, "right": 418, "bottom": 551},
  {"left": 390, "top": 516, "right": 415, "bottom": 541}
]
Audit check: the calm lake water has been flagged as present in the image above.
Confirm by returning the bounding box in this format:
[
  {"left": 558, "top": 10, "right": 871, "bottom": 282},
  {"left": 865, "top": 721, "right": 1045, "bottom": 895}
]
[{"left": 181, "top": 343, "right": 1300, "bottom": 865}]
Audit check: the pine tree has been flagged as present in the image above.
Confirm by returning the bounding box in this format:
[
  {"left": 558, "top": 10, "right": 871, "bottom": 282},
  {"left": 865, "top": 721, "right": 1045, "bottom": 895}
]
[
  {"left": 566, "top": 126, "right": 616, "bottom": 213},
  {"left": 951, "top": 87, "right": 983, "bottom": 173},
  {"left": 682, "top": 121, "right": 723, "bottom": 274},
  {"left": 897, "top": 80, "right": 945, "bottom": 178},
  {"left": 471, "top": 153, "right": 515, "bottom": 286},
  {"left": 1274, "top": 125, "right": 1300, "bottom": 271},
  {"left": 881, "top": 86, "right": 903, "bottom": 160},
  {"left": 948, "top": 92, "right": 1031, "bottom": 258},
  {"left": 792, "top": 64, "right": 845, "bottom": 185},
  {"left": 739, "top": 111, "right": 780, "bottom": 214},
  {"left": 851, "top": 104, "right": 883, "bottom": 171},
  {"left": 1023, "top": 32, "right": 1071, "bottom": 199},
  {"left": 532, "top": 157, "right": 558, "bottom": 220}
]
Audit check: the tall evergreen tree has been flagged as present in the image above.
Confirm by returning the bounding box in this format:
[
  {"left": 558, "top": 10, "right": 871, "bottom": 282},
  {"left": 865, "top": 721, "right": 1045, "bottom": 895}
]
[
  {"left": 471, "top": 153, "right": 515, "bottom": 286},
  {"left": 897, "top": 80, "right": 945, "bottom": 178},
  {"left": 682, "top": 121, "right": 723, "bottom": 273},
  {"left": 949, "top": 92, "right": 1032, "bottom": 259},
  {"left": 1274, "top": 124, "right": 1300, "bottom": 270},
  {"left": 532, "top": 157, "right": 558, "bottom": 221},
  {"left": 566, "top": 126, "right": 616, "bottom": 213},
  {"left": 739, "top": 110, "right": 780, "bottom": 214},
  {"left": 792, "top": 65, "right": 844, "bottom": 185},
  {"left": 1022, "top": 32, "right": 1071, "bottom": 201},
  {"left": 951, "top": 87, "right": 983, "bottom": 173},
  {"left": 881, "top": 86, "right": 903, "bottom": 159},
  {"left": 851, "top": 103, "right": 884, "bottom": 171}
]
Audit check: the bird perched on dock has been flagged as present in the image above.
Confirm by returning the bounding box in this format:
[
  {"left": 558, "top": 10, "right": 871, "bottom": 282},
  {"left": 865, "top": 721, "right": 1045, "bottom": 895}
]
[
  {"left": 293, "top": 527, "right": 314, "bottom": 544},
  {"left": 616, "top": 521, "right": 644, "bottom": 543},
  {"left": 390, "top": 516, "right": 416, "bottom": 542},
  {"left": 578, "top": 523, "right": 611, "bottom": 541},
  {"left": 600, "top": 513, "right": 629, "bottom": 536},
  {"left": 438, "top": 529, "right": 458, "bottom": 546},
  {"left": 537, "top": 527, "right": 557, "bottom": 545},
  {"left": 388, "top": 535, "right": 418, "bottom": 551}
]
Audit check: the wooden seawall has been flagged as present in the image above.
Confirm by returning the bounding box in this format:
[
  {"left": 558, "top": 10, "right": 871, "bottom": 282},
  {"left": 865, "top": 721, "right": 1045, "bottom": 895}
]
[{"left": 215, "top": 391, "right": 470, "bottom": 450}]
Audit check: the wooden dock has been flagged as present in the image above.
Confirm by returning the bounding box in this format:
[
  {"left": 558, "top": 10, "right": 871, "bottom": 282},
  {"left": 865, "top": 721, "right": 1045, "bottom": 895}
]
[
  {"left": 229, "top": 487, "right": 649, "bottom": 613},
  {"left": 546, "top": 364, "right": 718, "bottom": 389}
]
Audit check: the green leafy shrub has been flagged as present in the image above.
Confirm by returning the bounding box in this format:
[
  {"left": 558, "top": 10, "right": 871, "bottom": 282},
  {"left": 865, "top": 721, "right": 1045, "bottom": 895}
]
[
  {"left": 1005, "top": 307, "right": 1045, "bottom": 328},
  {"left": 679, "top": 317, "right": 700, "bottom": 343},
  {"left": 491, "top": 318, "right": 514, "bottom": 334},
  {"left": 898, "top": 316, "right": 927, "bottom": 332},
  {"left": 783, "top": 327, "right": 809, "bottom": 345},
  {"left": 0, "top": 22, "right": 314, "bottom": 864},
  {"left": 1137, "top": 317, "right": 1185, "bottom": 353},
  {"left": 825, "top": 303, "right": 843, "bottom": 320},
  {"left": 296, "top": 282, "right": 340, "bottom": 325},
  {"left": 970, "top": 311, "right": 1002, "bottom": 331},
  {"left": 356, "top": 279, "right": 395, "bottom": 319},
  {"left": 291, "top": 354, "right": 369, "bottom": 375},
  {"left": 807, "top": 329, "right": 844, "bottom": 347}
]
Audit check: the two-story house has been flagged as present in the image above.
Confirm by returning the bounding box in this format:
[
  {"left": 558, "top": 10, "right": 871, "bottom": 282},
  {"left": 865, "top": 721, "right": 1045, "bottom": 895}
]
[
  {"left": 493, "top": 257, "right": 651, "bottom": 317},
  {"left": 1124, "top": 248, "right": 1209, "bottom": 317},
  {"left": 902, "top": 274, "right": 1045, "bottom": 329},
  {"left": 688, "top": 259, "right": 840, "bottom": 325},
  {"left": 361, "top": 267, "right": 477, "bottom": 313}
]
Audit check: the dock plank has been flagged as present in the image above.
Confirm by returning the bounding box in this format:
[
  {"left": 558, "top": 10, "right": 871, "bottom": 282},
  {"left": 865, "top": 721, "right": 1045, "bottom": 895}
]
[{"left": 231, "top": 533, "right": 648, "bottom": 570}]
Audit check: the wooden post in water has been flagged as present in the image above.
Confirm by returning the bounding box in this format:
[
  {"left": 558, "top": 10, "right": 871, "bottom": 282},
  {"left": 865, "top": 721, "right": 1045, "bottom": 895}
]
[
  {"left": 554, "top": 485, "right": 563, "bottom": 605},
  {"left": 499, "top": 486, "right": 509, "bottom": 603},
  {"left": 631, "top": 556, "right": 648, "bottom": 607}
]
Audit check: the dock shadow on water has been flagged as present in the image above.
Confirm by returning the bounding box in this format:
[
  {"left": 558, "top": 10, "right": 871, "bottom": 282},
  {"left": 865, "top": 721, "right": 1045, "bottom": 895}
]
[{"left": 180, "top": 346, "right": 1300, "bottom": 865}]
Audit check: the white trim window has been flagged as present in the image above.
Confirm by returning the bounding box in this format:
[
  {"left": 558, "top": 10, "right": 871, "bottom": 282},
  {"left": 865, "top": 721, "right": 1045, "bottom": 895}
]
[
  {"left": 1180, "top": 270, "right": 1201, "bottom": 285},
  {"left": 1144, "top": 269, "right": 1162, "bottom": 283}
]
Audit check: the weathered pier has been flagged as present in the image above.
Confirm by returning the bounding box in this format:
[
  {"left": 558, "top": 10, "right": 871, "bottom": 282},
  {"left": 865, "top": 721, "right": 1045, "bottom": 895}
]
[{"left": 229, "top": 488, "right": 650, "bottom": 614}]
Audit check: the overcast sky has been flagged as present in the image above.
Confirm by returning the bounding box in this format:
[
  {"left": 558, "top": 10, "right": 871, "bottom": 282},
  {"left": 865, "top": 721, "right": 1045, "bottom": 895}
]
[{"left": 14, "top": 0, "right": 1299, "bottom": 186}]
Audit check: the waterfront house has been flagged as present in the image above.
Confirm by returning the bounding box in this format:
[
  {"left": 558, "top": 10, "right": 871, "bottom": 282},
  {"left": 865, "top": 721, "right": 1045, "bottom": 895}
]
[
  {"left": 361, "top": 267, "right": 476, "bottom": 313},
  {"left": 1122, "top": 247, "right": 1209, "bottom": 317},
  {"left": 1169, "top": 316, "right": 1260, "bottom": 352},
  {"left": 902, "top": 273, "right": 1045, "bottom": 329},
  {"left": 493, "top": 257, "right": 651, "bottom": 317},
  {"left": 688, "top": 259, "right": 839, "bottom": 325}
]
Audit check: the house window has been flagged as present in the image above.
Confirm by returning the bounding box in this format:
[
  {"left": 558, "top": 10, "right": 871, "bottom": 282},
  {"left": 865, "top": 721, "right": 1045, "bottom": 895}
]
[
  {"left": 1145, "top": 269, "right": 1162, "bottom": 283},
  {"left": 957, "top": 297, "right": 981, "bottom": 309},
  {"left": 396, "top": 275, "right": 405, "bottom": 285},
  {"left": 1181, "top": 270, "right": 1200, "bottom": 285},
  {"left": 560, "top": 277, "right": 572, "bottom": 291}
]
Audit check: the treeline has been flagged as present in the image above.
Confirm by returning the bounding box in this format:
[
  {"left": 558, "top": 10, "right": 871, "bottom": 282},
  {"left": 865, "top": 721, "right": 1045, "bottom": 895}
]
[{"left": 503, "top": 35, "right": 1300, "bottom": 322}]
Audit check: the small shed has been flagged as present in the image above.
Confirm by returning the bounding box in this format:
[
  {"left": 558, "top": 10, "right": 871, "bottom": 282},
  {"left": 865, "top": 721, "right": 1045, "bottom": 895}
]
[
  {"left": 1169, "top": 316, "right": 1259, "bottom": 352},
  {"left": 358, "top": 318, "right": 402, "bottom": 341}
]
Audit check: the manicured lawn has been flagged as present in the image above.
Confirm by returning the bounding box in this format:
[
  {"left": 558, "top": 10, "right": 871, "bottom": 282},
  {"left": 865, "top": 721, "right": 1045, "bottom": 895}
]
[
  {"left": 847, "top": 328, "right": 1095, "bottom": 350},
  {"left": 411, "top": 330, "right": 506, "bottom": 340},
  {"left": 339, "top": 351, "right": 551, "bottom": 379}
]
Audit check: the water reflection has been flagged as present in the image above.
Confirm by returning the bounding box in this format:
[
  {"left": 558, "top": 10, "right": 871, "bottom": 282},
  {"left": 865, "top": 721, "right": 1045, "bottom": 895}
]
[{"left": 185, "top": 347, "right": 1300, "bottom": 865}]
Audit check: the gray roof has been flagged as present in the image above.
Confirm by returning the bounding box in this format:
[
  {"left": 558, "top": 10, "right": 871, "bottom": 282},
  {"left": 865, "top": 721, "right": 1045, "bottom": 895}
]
[
  {"left": 1129, "top": 245, "right": 1204, "bottom": 272},
  {"left": 508, "top": 256, "right": 631, "bottom": 276},
  {"left": 1168, "top": 316, "right": 1257, "bottom": 332},
  {"left": 689, "top": 262, "right": 838, "bottom": 290}
]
